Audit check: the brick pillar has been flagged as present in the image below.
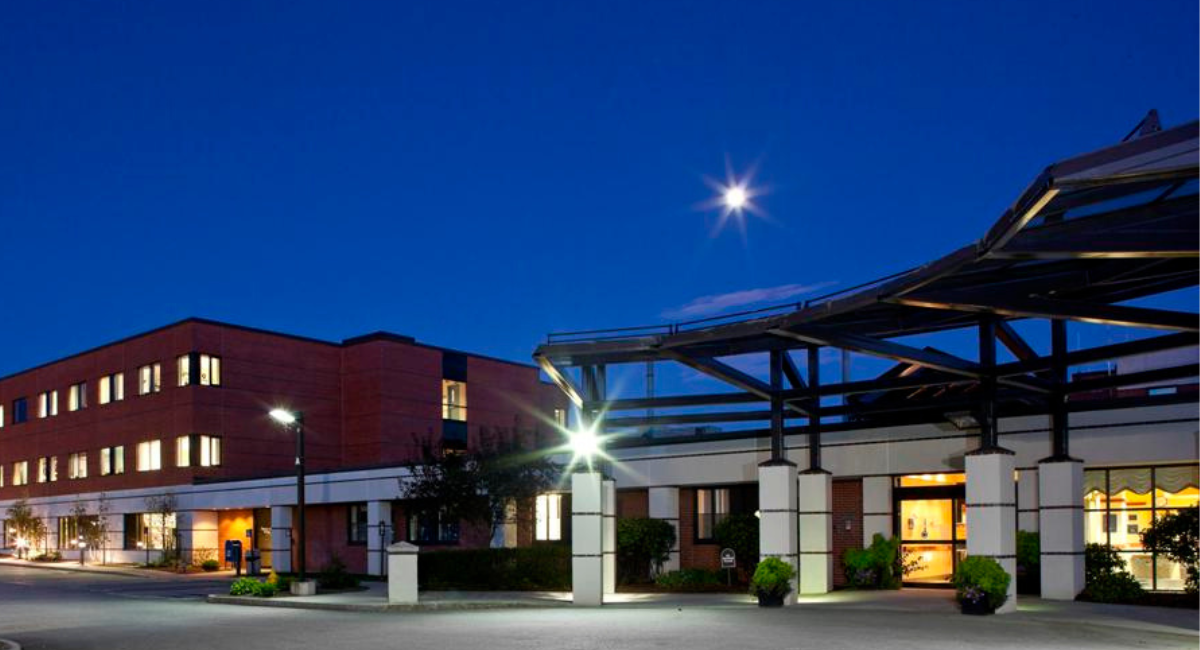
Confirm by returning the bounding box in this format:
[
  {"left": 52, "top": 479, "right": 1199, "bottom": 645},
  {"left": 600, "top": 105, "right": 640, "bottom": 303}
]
[{"left": 270, "top": 505, "right": 293, "bottom": 574}]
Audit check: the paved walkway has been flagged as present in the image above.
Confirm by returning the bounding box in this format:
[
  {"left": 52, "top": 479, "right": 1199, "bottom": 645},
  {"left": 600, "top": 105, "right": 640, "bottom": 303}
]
[{"left": 0, "top": 557, "right": 237, "bottom": 580}]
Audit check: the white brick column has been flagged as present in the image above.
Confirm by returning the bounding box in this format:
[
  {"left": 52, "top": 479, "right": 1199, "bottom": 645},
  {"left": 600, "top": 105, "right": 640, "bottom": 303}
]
[
  {"left": 862, "top": 476, "right": 893, "bottom": 545},
  {"left": 367, "top": 500, "right": 393, "bottom": 577},
  {"left": 759, "top": 461, "right": 799, "bottom": 605},
  {"left": 798, "top": 470, "right": 833, "bottom": 594},
  {"left": 966, "top": 450, "right": 1017, "bottom": 614},
  {"left": 572, "top": 471, "right": 604, "bottom": 606},
  {"left": 1039, "top": 459, "right": 1085, "bottom": 600},
  {"left": 602, "top": 479, "right": 616, "bottom": 595},
  {"left": 270, "top": 505, "right": 293, "bottom": 574},
  {"left": 177, "top": 510, "right": 218, "bottom": 566},
  {"left": 648, "top": 487, "right": 680, "bottom": 573},
  {"left": 1017, "top": 468, "right": 1040, "bottom": 533}
]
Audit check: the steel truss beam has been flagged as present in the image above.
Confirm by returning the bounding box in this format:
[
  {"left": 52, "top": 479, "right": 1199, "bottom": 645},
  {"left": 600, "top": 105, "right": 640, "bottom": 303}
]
[{"left": 895, "top": 293, "right": 1198, "bottom": 332}]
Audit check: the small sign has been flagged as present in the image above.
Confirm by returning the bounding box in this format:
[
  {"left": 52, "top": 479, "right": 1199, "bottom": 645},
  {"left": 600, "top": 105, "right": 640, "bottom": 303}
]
[{"left": 720, "top": 548, "right": 736, "bottom": 569}]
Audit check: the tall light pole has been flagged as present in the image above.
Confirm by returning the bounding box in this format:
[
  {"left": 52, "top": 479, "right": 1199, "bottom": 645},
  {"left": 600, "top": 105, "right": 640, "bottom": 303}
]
[{"left": 269, "top": 408, "right": 306, "bottom": 582}]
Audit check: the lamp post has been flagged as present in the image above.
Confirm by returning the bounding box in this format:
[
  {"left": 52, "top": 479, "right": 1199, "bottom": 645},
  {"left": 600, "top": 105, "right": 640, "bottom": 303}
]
[{"left": 270, "top": 408, "right": 306, "bottom": 583}]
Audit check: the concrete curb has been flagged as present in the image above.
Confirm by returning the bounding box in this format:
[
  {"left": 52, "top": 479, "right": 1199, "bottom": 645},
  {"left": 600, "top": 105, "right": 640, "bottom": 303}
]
[
  {"left": 0, "top": 560, "right": 179, "bottom": 580},
  {"left": 205, "top": 594, "right": 571, "bottom": 612}
]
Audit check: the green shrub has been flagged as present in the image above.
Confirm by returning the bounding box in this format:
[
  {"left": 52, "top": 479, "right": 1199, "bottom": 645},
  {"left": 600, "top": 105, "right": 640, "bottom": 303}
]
[
  {"left": 1080, "top": 543, "right": 1144, "bottom": 604},
  {"left": 951, "top": 556, "right": 1011, "bottom": 611},
  {"left": 200, "top": 559, "right": 220, "bottom": 572},
  {"left": 253, "top": 581, "right": 278, "bottom": 597},
  {"left": 418, "top": 546, "right": 570, "bottom": 591},
  {"left": 843, "top": 534, "right": 914, "bottom": 589},
  {"left": 1141, "top": 506, "right": 1199, "bottom": 595},
  {"left": 1016, "top": 530, "right": 1040, "bottom": 570},
  {"left": 229, "top": 577, "right": 260, "bottom": 596},
  {"left": 616, "top": 518, "right": 676, "bottom": 584},
  {"left": 654, "top": 569, "right": 722, "bottom": 590},
  {"left": 750, "top": 557, "right": 794, "bottom": 599},
  {"left": 32, "top": 551, "right": 63, "bottom": 563},
  {"left": 713, "top": 514, "right": 759, "bottom": 576},
  {"left": 317, "top": 556, "right": 360, "bottom": 590}
]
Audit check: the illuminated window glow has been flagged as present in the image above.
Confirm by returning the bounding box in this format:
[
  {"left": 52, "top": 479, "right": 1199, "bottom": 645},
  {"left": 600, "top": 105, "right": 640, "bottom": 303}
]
[
  {"left": 68, "top": 452, "right": 87, "bottom": 480},
  {"left": 99, "top": 373, "right": 124, "bottom": 404},
  {"left": 100, "top": 446, "right": 125, "bottom": 476},
  {"left": 136, "top": 440, "right": 162, "bottom": 472},
  {"left": 138, "top": 364, "right": 161, "bottom": 395},
  {"left": 12, "top": 461, "right": 28, "bottom": 486},
  {"left": 535, "top": 494, "right": 563, "bottom": 541},
  {"left": 442, "top": 380, "right": 467, "bottom": 421}
]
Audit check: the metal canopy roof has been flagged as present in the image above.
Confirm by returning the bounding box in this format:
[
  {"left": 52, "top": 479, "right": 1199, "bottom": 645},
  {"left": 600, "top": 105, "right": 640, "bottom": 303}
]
[{"left": 534, "top": 114, "right": 1198, "bottom": 431}]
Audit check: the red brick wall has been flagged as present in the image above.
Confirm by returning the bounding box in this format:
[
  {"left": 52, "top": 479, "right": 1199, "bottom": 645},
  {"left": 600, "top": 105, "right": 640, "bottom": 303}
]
[
  {"left": 832, "top": 478, "right": 863, "bottom": 588},
  {"left": 677, "top": 487, "right": 720, "bottom": 571},
  {"left": 617, "top": 489, "right": 648, "bottom": 519}
]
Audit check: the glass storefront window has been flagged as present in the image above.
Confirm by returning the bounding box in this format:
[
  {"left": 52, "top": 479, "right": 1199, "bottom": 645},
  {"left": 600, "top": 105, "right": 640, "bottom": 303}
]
[
  {"left": 900, "top": 499, "right": 954, "bottom": 541},
  {"left": 1082, "top": 465, "right": 1197, "bottom": 591}
]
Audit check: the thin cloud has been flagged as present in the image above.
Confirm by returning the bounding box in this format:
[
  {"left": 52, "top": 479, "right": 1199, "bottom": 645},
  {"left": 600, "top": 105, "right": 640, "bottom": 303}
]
[{"left": 662, "top": 281, "right": 837, "bottom": 320}]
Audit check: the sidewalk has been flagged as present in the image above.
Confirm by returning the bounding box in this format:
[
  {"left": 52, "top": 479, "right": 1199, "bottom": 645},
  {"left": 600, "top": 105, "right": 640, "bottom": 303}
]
[
  {"left": 207, "top": 581, "right": 576, "bottom": 612},
  {"left": 0, "top": 556, "right": 237, "bottom": 581}
]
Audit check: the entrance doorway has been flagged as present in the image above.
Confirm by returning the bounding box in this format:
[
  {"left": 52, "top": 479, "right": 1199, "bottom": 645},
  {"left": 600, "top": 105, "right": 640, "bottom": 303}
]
[{"left": 895, "top": 474, "right": 966, "bottom": 586}]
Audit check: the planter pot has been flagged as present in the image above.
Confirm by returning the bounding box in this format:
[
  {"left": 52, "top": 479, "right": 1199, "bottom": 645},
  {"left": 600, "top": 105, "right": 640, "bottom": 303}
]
[
  {"left": 757, "top": 593, "right": 785, "bottom": 608},
  {"left": 959, "top": 599, "right": 994, "bottom": 616}
]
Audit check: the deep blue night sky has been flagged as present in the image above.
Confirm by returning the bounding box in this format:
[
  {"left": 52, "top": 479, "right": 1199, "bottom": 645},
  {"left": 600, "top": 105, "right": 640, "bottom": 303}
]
[{"left": 2, "top": 1, "right": 1197, "bottom": 391}]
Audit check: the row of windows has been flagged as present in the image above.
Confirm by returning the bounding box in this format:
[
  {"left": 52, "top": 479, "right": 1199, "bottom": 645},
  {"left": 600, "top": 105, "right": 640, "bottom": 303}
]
[
  {"left": 0, "top": 354, "right": 221, "bottom": 427},
  {"left": 0, "top": 436, "right": 221, "bottom": 487}
]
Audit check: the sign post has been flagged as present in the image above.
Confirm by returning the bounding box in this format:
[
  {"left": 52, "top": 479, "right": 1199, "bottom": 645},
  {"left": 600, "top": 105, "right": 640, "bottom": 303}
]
[{"left": 720, "top": 548, "right": 736, "bottom": 586}]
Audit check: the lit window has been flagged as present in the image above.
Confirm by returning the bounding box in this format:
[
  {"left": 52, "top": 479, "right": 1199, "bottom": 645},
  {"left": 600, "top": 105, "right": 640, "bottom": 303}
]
[
  {"left": 535, "top": 494, "right": 563, "bottom": 541},
  {"left": 68, "top": 382, "right": 88, "bottom": 412},
  {"left": 553, "top": 408, "right": 567, "bottom": 428},
  {"left": 136, "top": 440, "right": 162, "bottom": 472},
  {"left": 0, "top": 405, "right": 4, "bottom": 428},
  {"left": 68, "top": 452, "right": 88, "bottom": 480},
  {"left": 38, "top": 390, "right": 58, "bottom": 418},
  {"left": 200, "top": 435, "right": 221, "bottom": 467},
  {"left": 124, "top": 512, "right": 176, "bottom": 550},
  {"left": 100, "top": 446, "right": 125, "bottom": 476},
  {"left": 12, "top": 398, "right": 27, "bottom": 424},
  {"left": 200, "top": 354, "right": 221, "bottom": 386},
  {"left": 0, "top": 465, "right": 4, "bottom": 487},
  {"left": 176, "top": 436, "right": 191, "bottom": 467},
  {"left": 37, "top": 456, "right": 57, "bottom": 483},
  {"left": 138, "top": 364, "right": 161, "bottom": 395},
  {"left": 347, "top": 503, "right": 369, "bottom": 544},
  {"left": 442, "top": 380, "right": 467, "bottom": 421},
  {"left": 12, "top": 461, "right": 28, "bottom": 486},
  {"left": 99, "top": 373, "right": 125, "bottom": 404},
  {"left": 177, "top": 355, "right": 190, "bottom": 387}
]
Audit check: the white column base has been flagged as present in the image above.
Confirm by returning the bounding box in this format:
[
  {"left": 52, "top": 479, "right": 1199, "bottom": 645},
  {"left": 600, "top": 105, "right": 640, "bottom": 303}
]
[
  {"left": 798, "top": 471, "right": 833, "bottom": 594},
  {"left": 602, "top": 479, "right": 617, "bottom": 594},
  {"left": 572, "top": 471, "right": 604, "bottom": 606},
  {"left": 1017, "top": 469, "right": 1040, "bottom": 533},
  {"left": 862, "top": 476, "right": 893, "bottom": 546},
  {"left": 966, "top": 450, "right": 1018, "bottom": 614},
  {"left": 367, "top": 501, "right": 393, "bottom": 576},
  {"left": 1039, "top": 459, "right": 1085, "bottom": 600},
  {"left": 648, "top": 487, "right": 680, "bottom": 574},
  {"left": 759, "top": 462, "right": 799, "bottom": 605},
  {"left": 387, "top": 542, "right": 419, "bottom": 604},
  {"left": 270, "top": 505, "right": 293, "bottom": 574}
]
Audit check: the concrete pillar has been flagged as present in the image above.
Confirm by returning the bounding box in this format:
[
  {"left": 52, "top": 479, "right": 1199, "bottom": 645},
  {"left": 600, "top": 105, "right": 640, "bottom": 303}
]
[
  {"left": 798, "top": 470, "right": 833, "bottom": 594},
  {"left": 602, "top": 479, "right": 616, "bottom": 595},
  {"left": 1039, "top": 459, "right": 1085, "bottom": 600},
  {"left": 862, "top": 476, "right": 893, "bottom": 546},
  {"left": 1017, "top": 469, "right": 1040, "bottom": 533},
  {"left": 966, "top": 450, "right": 1017, "bottom": 613},
  {"left": 387, "top": 542, "right": 419, "bottom": 604},
  {"left": 648, "top": 487, "right": 680, "bottom": 574},
  {"left": 177, "top": 510, "right": 218, "bottom": 565},
  {"left": 758, "top": 461, "right": 799, "bottom": 605},
  {"left": 270, "top": 505, "right": 293, "bottom": 574},
  {"left": 367, "top": 500, "right": 393, "bottom": 577},
  {"left": 571, "top": 471, "right": 604, "bottom": 606}
]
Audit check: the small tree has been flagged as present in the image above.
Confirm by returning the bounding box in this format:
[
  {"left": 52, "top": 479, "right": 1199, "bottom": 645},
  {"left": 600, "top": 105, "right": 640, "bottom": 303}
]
[
  {"left": 144, "top": 493, "right": 179, "bottom": 565},
  {"left": 5, "top": 499, "right": 46, "bottom": 559},
  {"left": 94, "top": 494, "right": 113, "bottom": 565},
  {"left": 616, "top": 518, "right": 675, "bottom": 584},
  {"left": 68, "top": 500, "right": 106, "bottom": 565},
  {"left": 1142, "top": 506, "right": 1199, "bottom": 594},
  {"left": 402, "top": 428, "right": 561, "bottom": 543}
]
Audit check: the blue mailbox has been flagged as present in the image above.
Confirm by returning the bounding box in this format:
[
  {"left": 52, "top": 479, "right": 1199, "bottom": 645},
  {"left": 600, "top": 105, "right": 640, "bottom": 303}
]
[{"left": 224, "top": 539, "right": 243, "bottom": 565}]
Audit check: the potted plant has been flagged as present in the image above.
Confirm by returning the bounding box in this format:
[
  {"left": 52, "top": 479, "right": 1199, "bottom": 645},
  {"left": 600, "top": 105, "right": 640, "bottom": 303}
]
[
  {"left": 750, "top": 557, "right": 795, "bottom": 607},
  {"left": 951, "top": 556, "right": 1011, "bottom": 615}
]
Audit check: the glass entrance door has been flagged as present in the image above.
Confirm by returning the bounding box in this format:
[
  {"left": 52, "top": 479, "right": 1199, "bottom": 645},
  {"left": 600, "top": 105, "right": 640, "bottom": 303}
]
[{"left": 899, "top": 497, "right": 966, "bottom": 584}]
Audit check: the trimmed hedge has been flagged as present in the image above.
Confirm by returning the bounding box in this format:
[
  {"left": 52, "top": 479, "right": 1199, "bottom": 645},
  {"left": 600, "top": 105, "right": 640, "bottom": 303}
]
[{"left": 418, "top": 546, "right": 570, "bottom": 591}]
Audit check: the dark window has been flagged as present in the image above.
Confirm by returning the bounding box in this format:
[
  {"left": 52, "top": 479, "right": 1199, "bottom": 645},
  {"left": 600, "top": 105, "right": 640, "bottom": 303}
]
[
  {"left": 442, "top": 352, "right": 468, "bottom": 382},
  {"left": 442, "top": 419, "right": 468, "bottom": 452},
  {"left": 12, "top": 398, "right": 27, "bottom": 424},
  {"left": 408, "top": 508, "right": 460, "bottom": 545},
  {"left": 348, "top": 503, "right": 369, "bottom": 545},
  {"left": 695, "top": 484, "right": 758, "bottom": 542}
]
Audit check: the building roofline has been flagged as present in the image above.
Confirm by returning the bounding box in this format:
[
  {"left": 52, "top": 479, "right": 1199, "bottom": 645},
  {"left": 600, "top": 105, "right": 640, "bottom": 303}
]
[{"left": 0, "top": 316, "right": 539, "bottom": 383}]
